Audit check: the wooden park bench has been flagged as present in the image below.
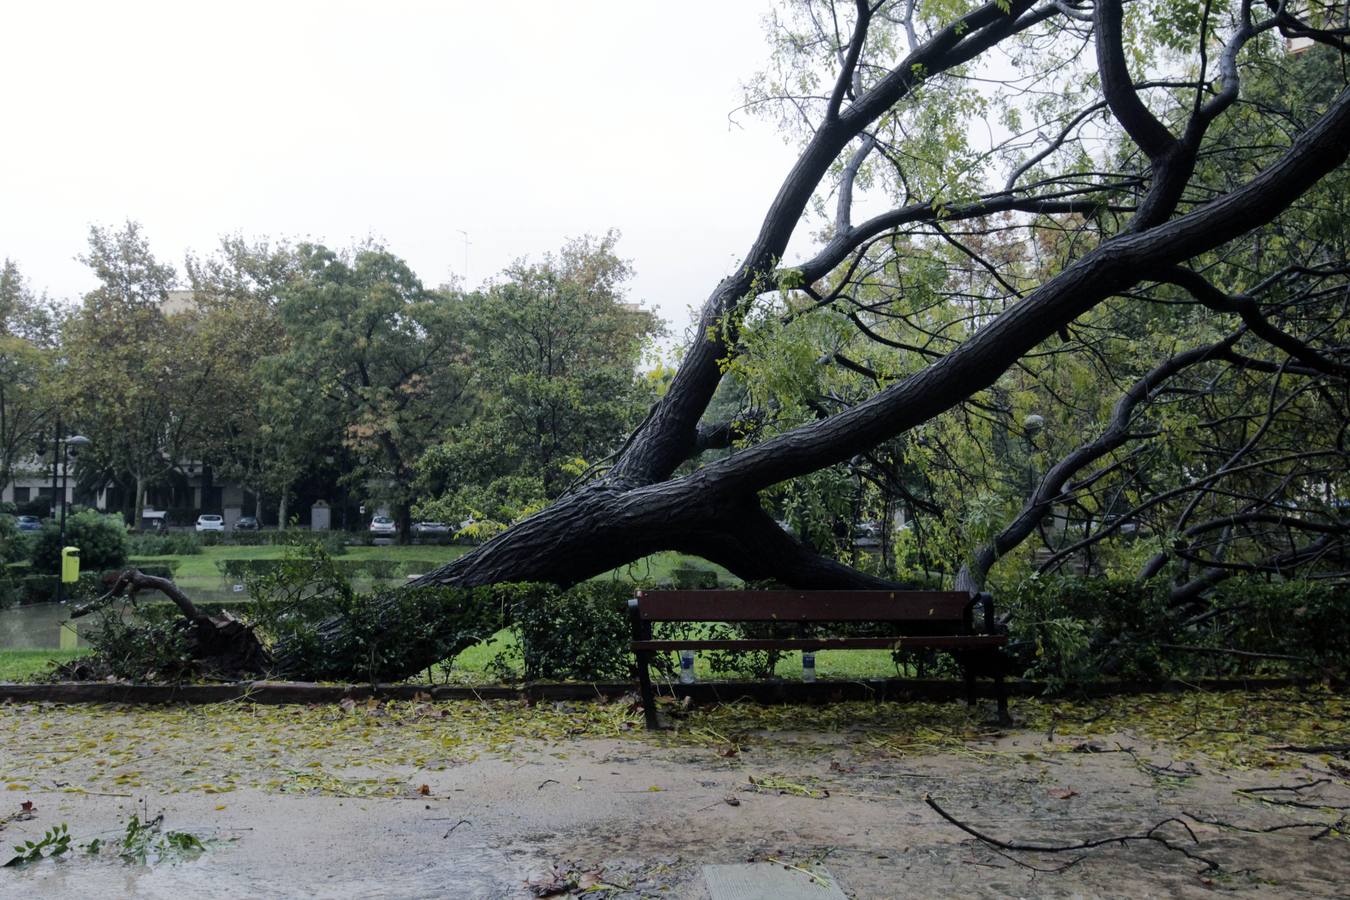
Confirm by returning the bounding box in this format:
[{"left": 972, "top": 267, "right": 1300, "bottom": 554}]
[{"left": 628, "top": 589, "right": 1010, "bottom": 729}]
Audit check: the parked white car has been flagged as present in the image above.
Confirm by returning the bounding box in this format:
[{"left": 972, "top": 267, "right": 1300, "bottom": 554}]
[
  {"left": 195, "top": 514, "right": 225, "bottom": 533},
  {"left": 369, "top": 515, "right": 397, "bottom": 535}
]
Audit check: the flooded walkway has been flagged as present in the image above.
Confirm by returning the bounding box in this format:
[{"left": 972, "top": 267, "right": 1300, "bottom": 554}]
[{"left": 1, "top": 691, "right": 1346, "bottom": 897}]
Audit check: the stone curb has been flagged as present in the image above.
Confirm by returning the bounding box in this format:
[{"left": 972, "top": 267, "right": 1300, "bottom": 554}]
[{"left": 0, "top": 676, "right": 1316, "bottom": 706}]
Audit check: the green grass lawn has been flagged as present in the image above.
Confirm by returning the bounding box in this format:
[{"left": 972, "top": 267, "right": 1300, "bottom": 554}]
[
  {"left": 0, "top": 649, "right": 90, "bottom": 681},
  {"left": 434, "top": 632, "right": 905, "bottom": 684}
]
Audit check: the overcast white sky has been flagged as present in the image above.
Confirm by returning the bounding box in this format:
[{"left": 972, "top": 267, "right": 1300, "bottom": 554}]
[{"left": 1, "top": 0, "right": 804, "bottom": 333}]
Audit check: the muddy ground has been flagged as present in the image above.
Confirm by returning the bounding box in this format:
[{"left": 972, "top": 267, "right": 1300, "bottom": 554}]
[{"left": 1, "top": 689, "right": 1346, "bottom": 898}]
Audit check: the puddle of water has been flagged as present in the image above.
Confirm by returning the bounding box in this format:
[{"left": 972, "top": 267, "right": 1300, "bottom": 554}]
[
  {"left": 0, "top": 602, "right": 88, "bottom": 649},
  {"left": 7, "top": 843, "right": 524, "bottom": 899}
]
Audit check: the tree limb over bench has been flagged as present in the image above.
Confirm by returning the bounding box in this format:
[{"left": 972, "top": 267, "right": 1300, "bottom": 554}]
[{"left": 628, "top": 589, "right": 1011, "bottom": 729}]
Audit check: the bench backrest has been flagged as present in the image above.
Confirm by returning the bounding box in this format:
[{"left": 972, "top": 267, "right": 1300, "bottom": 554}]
[{"left": 633, "top": 590, "right": 975, "bottom": 630}]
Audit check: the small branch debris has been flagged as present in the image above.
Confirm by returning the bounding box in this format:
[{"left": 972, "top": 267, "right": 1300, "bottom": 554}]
[{"left": 923, "top": 793, "right": 1220, "bottom": 872}]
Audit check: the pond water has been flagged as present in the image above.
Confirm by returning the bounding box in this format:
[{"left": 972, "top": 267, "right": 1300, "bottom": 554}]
[
  {"left": 0, "top": 602, "right": 88, "bottom": 649},
  {"left": 0, "top": 600, "right": 162, "bottom": 649}
]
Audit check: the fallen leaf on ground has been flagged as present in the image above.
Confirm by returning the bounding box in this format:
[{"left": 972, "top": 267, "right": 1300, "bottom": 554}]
[{"left": 526, "top": 868, "right": 575, "bottom": 897}]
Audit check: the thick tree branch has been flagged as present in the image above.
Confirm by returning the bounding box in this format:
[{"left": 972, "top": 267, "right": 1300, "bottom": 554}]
[
  {"left": 1159, "top": 266, "right": 1350, "bottom": 377},
  {"left": 699, "top": 86, "right": 1350, "bottom": 497},
  {"left": 1139, "top": 510, "right": 1350, "bottom": 579},
  {"left": 73, "top": 568, "right": 202, "bottom": 622},
  {"left": 956, "top": 336, "right": 1240, "bottom": 590},
  {"left": 609, "top": 0, "right": 1050, "bottom": 486},
  {"left": 1038, "top": 449, "right": 1343, "bottom": 573},
  {"left": 1094, "top": 0, "right": 1179, "bottom": 161},
  {"left": 1169, "top": 534, "right": 1345, "bottom": 605},
  {"left": 826, "top": 0, "right": 873, "bottom": 121}
]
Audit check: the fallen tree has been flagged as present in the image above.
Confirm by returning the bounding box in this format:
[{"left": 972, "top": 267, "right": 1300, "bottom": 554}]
[
  {"left": 278, "top": 0, "right": 1350, "bottom": 678},
  {"left": 71, "top": 569, "right": 269, "bottom": 679}
]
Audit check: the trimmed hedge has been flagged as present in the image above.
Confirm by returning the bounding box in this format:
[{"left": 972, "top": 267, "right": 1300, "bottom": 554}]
[
  {"left": 670, "top": 563, "right": 721, "bottom": 590},
  {"left": 82, "top": 531, "right": 1347, "bottom": 689},
  {"left": 216, "top": 557, "right": 440, "bottom": 583},
  {"left": 215, "top": 531, "right": 351, "bottom": 553},
  {"left": 15, "top": 572, "right": 102, "bottom": 604},
  {"left": 125, "top": 558, "right": 182, "bottom": 576},
  {"left": 139, "top": 600, "right": 255, "bottom": 625},
  {"left": 126, "top": 533, "right": 203, "bottom": 557}
]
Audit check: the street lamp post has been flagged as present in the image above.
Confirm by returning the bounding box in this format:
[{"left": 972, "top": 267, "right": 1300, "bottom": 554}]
[{"left": 54, "top": 433, "right": 91, "bottom": 604}]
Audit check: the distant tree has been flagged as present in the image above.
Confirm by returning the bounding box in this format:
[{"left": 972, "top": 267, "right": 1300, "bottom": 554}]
[
  {"left": 0, "top": 260, "right": 62, "bottom": 493},
  {"left": 186, "top": 236, "right": 312, "bottom": 524},
  {"left": 417, "top": 233, "right": 662, "bottom": 531},
  {"left": 62, "top": 222, "right": 214, "bottom": 525},
  {"left": 273, "top": 243, "right": 471, "bottom": 540}
]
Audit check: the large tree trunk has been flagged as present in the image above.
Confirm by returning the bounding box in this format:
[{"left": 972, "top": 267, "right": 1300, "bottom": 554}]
[{"left": 133, "top": 472, "right": 145, "bottom": 530}]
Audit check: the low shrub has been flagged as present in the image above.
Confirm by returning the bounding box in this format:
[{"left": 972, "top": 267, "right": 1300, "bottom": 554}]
[
  {"left": 138, "top": 600, "right": 254, "bottom": 626},
  {"left": 83, "top": 612, "right": 195, "bottom": 681},
  {"left": 217, "top": 556, "right": 435, "bottom": 583},
  {"left": 126, "top": 533, "right": 202, "bottom": 557},
  {"left": 1002, "top": 577, "right": 1172, "bottom": 692},
  {"left": 112, "top": 562, "right": 179, "bottom": 580},
  {"left": 0, "top": 575, "right": 19, "bottom": 608},
  {"left": 29, "top": 511, "right": 129, "bottom": 573},
  {"left": 499, "top": 582, "right": 638, "bottom": 682},
  {"left": 1, "top": 515, "right": 32, "bottom": 563},
  {"left": 669, "top": 563, "right": 720, "bottom": 590},
  {"left": 228, "top": 530, "right": 351, "bottom": 549},
  {"left": 14, "top": 497, "right": 51, "bottom": 519},
  {"left": 1000, "top": 575, "right": 1350, "bottom": 692},
  {"left": 1206, "top": 579, "right": 1348, "bottom": 675}
]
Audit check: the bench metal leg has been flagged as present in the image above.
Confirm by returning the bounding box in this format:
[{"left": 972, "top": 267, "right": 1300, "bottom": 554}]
[
  {"left": 994, "top": 673, "right": 1011, "bottom": 726},
  {"left": 629, "top": 597, "right": 661, "bottom": 730},
  {"left": 636, "top": 650, "right": 660, "bottom": 730},
  {"left": 961, "top": 655, "right": 976, "bottom": 707}
]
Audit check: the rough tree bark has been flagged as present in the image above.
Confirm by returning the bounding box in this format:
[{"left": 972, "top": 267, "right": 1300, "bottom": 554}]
[{"left": 277, "top": 2, "right": 1350, "bottom": 678}]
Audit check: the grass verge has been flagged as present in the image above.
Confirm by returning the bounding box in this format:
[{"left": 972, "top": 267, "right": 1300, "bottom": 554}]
[{"left": 0, "top": 649, "right": 90, "bottom": 681}]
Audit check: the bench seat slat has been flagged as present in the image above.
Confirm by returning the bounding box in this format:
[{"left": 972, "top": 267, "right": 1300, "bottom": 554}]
[
  {"left": 632, "top": 635, "right": 1007, "bottom": 652},
  {"left": 635, "top": 590, "right": 973, "bottom": 622}
]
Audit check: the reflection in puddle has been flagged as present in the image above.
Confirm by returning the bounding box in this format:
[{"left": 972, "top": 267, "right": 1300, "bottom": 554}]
[
  {"left": 8, "top": 842, "right": 523, "bottom": 899},
  {"left": 0, "top": 602, "right": 87, "bottom": 650}
]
